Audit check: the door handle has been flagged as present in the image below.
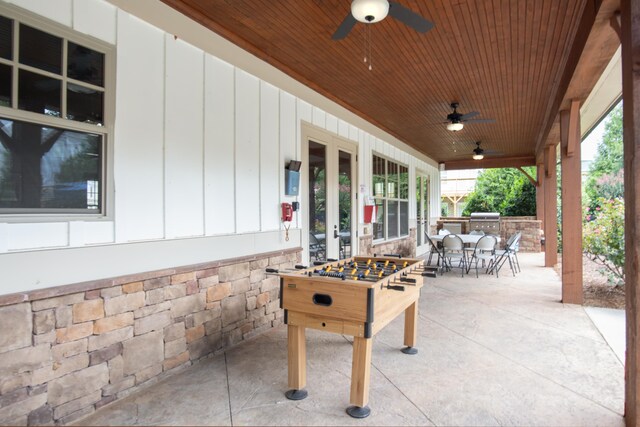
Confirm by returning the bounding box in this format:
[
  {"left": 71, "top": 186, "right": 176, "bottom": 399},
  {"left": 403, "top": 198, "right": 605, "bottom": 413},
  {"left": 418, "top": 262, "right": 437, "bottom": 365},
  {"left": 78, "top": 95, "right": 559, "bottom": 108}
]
[{"left": 334, "top": 226, "right": 339, "bottom": 239}]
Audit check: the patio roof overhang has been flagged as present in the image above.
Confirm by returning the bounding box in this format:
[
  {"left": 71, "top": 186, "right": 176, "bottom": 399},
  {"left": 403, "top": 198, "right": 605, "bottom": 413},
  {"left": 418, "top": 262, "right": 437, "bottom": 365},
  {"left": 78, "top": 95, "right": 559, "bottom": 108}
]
[{"left": 160, "top": 0, "right": 619, "bottom": 169}]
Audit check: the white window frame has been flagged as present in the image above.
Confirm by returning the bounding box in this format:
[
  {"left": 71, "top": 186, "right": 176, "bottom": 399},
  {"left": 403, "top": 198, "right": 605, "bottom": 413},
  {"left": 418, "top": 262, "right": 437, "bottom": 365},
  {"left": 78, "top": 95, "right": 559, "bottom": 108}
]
[
  {"left": 372, "top": 153, "right": 409, "bottom": 242},
  {"left": 0, "top": 4, "right": 115, "bottom": 221}
]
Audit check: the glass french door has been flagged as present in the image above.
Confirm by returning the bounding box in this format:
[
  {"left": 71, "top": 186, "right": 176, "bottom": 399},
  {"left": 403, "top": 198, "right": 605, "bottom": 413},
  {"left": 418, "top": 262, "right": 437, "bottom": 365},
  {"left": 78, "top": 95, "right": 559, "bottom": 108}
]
[
  {"left": 305, "top": 135, "right": 357, "bottom": 263},
  {"left": 416, "top": 173, "right": 430, "bottom": 255}
]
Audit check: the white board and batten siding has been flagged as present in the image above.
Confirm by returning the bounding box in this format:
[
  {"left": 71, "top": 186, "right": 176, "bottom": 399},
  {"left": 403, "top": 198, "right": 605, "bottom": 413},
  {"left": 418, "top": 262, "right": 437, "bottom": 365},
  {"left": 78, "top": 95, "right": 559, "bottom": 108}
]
[{"left": 0, "top": 0, "right": 439, "bottom": 294}]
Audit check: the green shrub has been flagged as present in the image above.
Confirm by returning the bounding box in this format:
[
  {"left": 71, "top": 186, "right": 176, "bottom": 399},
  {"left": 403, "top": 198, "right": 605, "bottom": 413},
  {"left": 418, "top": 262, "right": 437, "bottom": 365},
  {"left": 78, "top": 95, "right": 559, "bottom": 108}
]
[{"left": 583, "top": 197, "right": 625, "bottom": 286}]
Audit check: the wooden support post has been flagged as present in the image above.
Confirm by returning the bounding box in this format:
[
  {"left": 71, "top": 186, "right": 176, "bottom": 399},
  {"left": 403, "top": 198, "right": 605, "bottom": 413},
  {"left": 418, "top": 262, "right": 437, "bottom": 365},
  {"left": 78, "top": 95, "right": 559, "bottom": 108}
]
[
  {"left": 287, "top": 324, "right": 306, "bottom": 390},
  {"left": 349, "top": 337, "right": 372, "bottom": 408},
  {"left": 560, "top": 102, "right": 583, "bottom": 304},
  {"left": 621, "top": 0, "right": 640, "bottom": 424},
  {"left": 543, "top": 145, "right": 558, "bottom": 267},
  {"left": 403, "top": 301, "right": 418, "bottom": 348},
  {"left": 536, "top": 158, "right": 545, "bottom": 232}
]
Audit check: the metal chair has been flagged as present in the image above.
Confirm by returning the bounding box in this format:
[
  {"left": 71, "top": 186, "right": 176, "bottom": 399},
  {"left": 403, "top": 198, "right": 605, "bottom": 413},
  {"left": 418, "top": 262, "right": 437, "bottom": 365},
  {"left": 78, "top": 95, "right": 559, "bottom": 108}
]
[
  {"left": 442, "top": 234, "right": 467, "bottom": 277},
  {"left": 491, "top": 232, "right": 521, "bottom": 277},
  {"left": 466, "top": 235, "right": 497, "bottom": 278},
  {"left": 426, "top": 233, "right": 444, "bottom": 271},
  {"left": 309, "top": 232, "right": 326, "bottom": 262}
]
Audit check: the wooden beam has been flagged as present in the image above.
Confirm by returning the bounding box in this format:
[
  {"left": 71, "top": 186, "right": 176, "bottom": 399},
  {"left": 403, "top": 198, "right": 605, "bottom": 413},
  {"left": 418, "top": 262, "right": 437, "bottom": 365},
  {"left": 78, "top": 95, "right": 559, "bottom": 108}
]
[
  {"left": 621, "top": 0, "right": 640, "bottom": 423},
  {"left": 560, "top": 104, "right": 583, "bottom": 304},
  {"left": 516, "top": 166, "right": 538, "bottom": 187},
  {"left": 536, "top": 158, "right": 545, "bottom": 230},
  {"left": 543, "top": 144, "right": 558, "bottom": 267},
  {"left": 545, "top": 146, "right": 554, "bottom": 178},
  {"left": 535, "top": 0, "right": 602, "bottom": 156},
  {"left": 610, "top": 11, "right": 621, "bottom": 41},
  {"left": 443, "top": 156, "right": 536, "bottom": 171},
  {"left": 569, "top": 100, "right": 581, "bottom": 156}
]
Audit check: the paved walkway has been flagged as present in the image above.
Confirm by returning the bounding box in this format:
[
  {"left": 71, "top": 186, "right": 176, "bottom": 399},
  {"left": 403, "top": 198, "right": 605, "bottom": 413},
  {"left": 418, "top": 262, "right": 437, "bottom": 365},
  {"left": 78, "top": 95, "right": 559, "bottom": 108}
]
[
  {"left": 77, "top": 253, "right": 625, "bottom": 426},
  {"left": 585, "top": 306, "right": 626, "bottom": 365}
]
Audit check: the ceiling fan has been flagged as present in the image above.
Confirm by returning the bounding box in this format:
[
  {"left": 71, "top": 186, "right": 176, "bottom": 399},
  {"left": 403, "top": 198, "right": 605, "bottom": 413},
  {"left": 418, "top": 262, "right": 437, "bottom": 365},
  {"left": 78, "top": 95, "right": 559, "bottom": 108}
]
[
  {"left": 332, "top": 0, "right": 434, "bottom": 40},
  {"left": 446, "top": 103, "right": 496, "bottom": 132},
  {"left": 471, "top": 141, "right": 501, "bottom": 160}
]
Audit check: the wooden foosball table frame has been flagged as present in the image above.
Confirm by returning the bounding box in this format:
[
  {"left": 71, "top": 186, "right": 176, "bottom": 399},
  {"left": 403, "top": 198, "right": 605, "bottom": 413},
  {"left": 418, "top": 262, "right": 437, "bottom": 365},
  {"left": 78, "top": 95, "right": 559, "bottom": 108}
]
[{"left": 277, "top": 255, "right": 429, "bottom": 418}]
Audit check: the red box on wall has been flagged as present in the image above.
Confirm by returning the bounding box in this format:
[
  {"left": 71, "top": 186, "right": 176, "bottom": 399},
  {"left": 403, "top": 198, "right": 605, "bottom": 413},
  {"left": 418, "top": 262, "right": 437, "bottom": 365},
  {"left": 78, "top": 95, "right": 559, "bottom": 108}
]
[{"left": 364, "top": 205, "right": 376, "bottom": 224}]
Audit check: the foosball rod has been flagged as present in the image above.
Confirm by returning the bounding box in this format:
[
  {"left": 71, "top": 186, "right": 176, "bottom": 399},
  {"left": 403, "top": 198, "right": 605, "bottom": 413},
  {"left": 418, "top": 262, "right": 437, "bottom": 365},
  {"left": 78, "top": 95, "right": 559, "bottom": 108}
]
[{"left": 264, "top": 265, "right": 308, "bottom": 275}]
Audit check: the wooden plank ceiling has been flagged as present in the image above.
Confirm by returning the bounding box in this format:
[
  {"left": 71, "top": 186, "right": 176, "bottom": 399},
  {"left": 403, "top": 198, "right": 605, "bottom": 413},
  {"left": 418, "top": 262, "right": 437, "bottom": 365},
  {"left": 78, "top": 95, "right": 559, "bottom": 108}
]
[{"left": 161, "top": 0, "right": 592, "bottom": 165}]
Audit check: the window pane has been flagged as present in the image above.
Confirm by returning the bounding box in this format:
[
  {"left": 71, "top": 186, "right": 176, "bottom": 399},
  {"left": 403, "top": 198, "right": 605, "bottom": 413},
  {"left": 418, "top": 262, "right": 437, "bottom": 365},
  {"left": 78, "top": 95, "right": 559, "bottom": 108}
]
[
  {"left": 373, "top": 198, "right": 384, "bottom": 240},
  {"left": 68, "top": 42, "right": 104, "bottom": 87},
  {"left": 399, "top": 165, "right": 408, "bottom": 199},
  {"left": 0, "top": 117, "right": 102, "bottom": 211},
  {"left": 388, "top": 200, "right": 398, "bottom": 238},
  {"left": 0, "top": 64, "right": 10, "bottom": 107},
  {"left": 372, "top": 155, "right": 385, "bottom": 197},
  {"left": 18, "top": 70, "right": 61, "bottom": 116},
  {"left": 387, "top": 161, "right": 398, "bottom": 199},
  {"left": 338, "top": 150, "right": 351, "bottom": 259},
  {"left": 0, "top": 16, "right": 12, "bottom": 60},
  {"left": 309, "top": 140, "right": 326, "bottom": 237},
  {"left": 19, "top": 24, "right": 62, "bottom": 74},
  {"left": 400, "top": 201, "right": 408, "bottom": 236},
  {"left": 67, "top": 83, "right": 103, "bottom": 125}
]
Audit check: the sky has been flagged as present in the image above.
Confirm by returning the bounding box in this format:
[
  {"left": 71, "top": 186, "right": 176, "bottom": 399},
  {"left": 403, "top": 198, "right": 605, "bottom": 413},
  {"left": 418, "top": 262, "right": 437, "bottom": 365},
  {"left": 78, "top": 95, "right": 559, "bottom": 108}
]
[{"left": 582, "top": 117, "right": 606, "bottom": 162}]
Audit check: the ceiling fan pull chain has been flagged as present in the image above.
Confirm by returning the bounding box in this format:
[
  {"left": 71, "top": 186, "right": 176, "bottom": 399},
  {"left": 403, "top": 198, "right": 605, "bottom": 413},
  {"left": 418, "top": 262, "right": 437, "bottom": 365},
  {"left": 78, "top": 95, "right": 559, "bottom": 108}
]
[
  {"left": 363, "top": 24, "right": 367, "bottom": 63},
  {"left": 369, "top": 26, "right": 373, "bottom": 70}
]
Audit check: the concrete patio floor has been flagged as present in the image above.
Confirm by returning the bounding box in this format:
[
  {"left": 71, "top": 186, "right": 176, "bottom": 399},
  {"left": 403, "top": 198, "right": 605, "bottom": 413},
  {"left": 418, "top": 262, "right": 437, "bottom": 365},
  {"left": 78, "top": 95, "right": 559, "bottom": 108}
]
[{"left": 76, "top": 253, "right": 625, "bottom": 426}]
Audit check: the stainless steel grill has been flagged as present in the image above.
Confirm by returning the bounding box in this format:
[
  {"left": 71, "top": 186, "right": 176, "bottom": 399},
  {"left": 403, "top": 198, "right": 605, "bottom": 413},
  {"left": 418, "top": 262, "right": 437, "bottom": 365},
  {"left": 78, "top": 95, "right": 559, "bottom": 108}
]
[{"left": 469, "top": 212, "right": 500, "bottom": 234}]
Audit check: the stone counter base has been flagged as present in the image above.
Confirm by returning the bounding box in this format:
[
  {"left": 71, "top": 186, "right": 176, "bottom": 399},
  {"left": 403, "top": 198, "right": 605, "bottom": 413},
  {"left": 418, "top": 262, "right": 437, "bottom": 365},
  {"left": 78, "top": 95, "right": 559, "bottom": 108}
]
[{"left": 0, "top": 248, "right": 300, "bottom": 425}]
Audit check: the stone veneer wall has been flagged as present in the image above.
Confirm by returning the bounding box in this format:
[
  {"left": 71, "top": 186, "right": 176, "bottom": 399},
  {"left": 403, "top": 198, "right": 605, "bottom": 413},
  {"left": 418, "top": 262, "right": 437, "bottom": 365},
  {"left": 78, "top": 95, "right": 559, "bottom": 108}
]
[
  {"left": 359, "top": 228, "right": 417, "bottom": 258},
  {"left": 0, "top": 248, "right": 300, "bottom": 426},
  {"left": 500, "top": 218, "right": 543, "bottom": 252}
]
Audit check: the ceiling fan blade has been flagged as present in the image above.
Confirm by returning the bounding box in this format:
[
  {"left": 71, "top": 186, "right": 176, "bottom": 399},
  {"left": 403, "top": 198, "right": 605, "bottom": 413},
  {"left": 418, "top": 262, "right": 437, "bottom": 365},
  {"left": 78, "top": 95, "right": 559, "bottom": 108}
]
[
  {"left": 388, "top": 1, "right": 434, "bottom": 33},
  {"left": 464, "top": 118, "right": 496, "bottom": 124},
  {"left": 460, "top": 111, "right": 479, "bottom": 121},
  {"left": 332, "top": 14, "right": 357, "bottom": 40}
]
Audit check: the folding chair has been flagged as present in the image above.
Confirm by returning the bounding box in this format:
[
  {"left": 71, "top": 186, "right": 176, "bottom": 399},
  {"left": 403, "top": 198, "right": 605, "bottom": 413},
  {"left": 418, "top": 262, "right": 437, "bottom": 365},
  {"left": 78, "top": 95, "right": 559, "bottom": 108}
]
[
  {"left": 466, "top": 235, "right": 497, "bottom": 278},
  {"left": 426, "top": 234, "right": 443, "bottom": 271},
  {"left": 309, "top": 233, "right": 326, "bottom": 262},
  {"left": 491, "top": 232, "right": 521, "bottom": 277},
  {"left": 442, "top": 234, "right": 467, "bottom": 277}
]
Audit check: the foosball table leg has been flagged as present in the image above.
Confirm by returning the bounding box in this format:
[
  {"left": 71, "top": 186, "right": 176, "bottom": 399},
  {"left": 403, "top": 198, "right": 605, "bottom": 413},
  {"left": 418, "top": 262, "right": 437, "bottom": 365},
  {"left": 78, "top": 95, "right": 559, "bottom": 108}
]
[
  {"left": 285, "top": 324, "right": 308, "bottom": 401},
  {"left": 347, "top": 336, "right": 372, "bottom": 418},
  {"left": 401, "top": 301, "right": 419, "bottom": 355}
]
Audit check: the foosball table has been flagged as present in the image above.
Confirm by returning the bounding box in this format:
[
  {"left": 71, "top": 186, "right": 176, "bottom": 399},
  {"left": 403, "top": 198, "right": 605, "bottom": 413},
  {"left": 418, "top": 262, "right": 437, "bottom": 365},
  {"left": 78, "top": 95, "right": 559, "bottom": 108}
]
[{"left": 273, "top": 255, "right": 432, "bottom": 418}]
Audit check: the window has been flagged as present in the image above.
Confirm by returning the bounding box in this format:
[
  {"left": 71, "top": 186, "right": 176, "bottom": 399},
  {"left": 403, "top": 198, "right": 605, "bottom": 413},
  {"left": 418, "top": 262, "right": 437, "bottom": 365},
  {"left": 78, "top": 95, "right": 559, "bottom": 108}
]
[
  {"left": 372, "top": 154, "right": 409, "bottom": 240},
  {"left": 0, "top": 8, "right": 111, "bottom": 215}
]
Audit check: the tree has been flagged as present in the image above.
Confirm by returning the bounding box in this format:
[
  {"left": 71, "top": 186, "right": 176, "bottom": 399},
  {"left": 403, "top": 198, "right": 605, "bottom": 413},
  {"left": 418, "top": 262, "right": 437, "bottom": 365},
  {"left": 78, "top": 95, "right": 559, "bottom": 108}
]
[
  {"left": 581, "top": 102, "right": 625, "bottom": 285},
  {"left": 462, "top": 167, "right": 537, "bottom": 216},
  {"left": 584, "top": 103, "right": 623, "bottom": 210},
  {"left": 0, "top": 120, "right": 62, "bottom": 208}
]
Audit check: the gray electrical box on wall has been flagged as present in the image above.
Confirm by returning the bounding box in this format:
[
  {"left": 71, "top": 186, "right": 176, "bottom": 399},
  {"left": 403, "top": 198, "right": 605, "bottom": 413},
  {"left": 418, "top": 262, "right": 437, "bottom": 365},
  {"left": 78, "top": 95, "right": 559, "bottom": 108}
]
[{"left": 285, "top": 161, "right": 301, "bottom": 196}]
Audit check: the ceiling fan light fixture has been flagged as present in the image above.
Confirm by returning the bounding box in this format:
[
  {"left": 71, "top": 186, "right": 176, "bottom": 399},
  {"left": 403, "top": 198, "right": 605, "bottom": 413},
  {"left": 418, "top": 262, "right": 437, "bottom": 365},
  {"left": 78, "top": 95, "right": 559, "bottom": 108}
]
[
  {"left": 447, "top": 122, "right": 464, "bottom": 132},
  {"left": 351, "top": 0, "right": 389, "bottom": 23},
  {"left": 472, "top": 153, "right": 484, "bottom": 160}
]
